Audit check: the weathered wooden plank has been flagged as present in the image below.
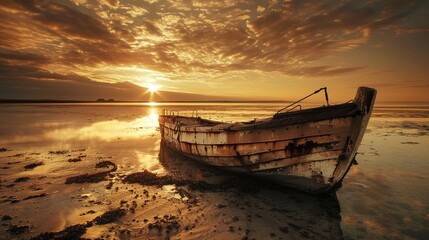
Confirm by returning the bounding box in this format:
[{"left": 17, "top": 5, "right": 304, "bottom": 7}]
[
  {"left": 161, "top": 117, "right": 355, "bottom": 145},
  {"left": 177, "top": 148, "right": 342, "bottom": 172},
  {"left": 174, "top": 133, "right": 348, "bottom": 157},
  {"left": 178, "top": 142, "right": 344, "bottom": 165},
  {"left": 252, "top": 159, "right": 339, "bottom": 187},
  {"left": 248, "top": 152, "right": 341, "bottom": 172}
]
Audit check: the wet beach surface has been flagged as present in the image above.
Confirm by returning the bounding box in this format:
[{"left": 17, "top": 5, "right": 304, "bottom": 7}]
[{"left": 0, "top": 103, "right": 428, "bottom": 239}]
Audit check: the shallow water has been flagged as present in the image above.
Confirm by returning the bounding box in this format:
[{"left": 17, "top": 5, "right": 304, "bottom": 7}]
[{"left": 0, "top": 102, "right": 428, "bottom": 239}]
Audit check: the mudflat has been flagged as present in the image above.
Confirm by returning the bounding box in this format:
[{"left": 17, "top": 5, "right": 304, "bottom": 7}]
[{"left": 0, "top": 103, "right": 428, "bottom": 239}]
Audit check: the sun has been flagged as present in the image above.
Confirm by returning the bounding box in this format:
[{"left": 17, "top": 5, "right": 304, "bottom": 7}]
[
  {"left": 148, "top": 84, "right": 159, "bottom": 93},
  {"left": 147, "top": 84, "right": 160, "bottom": 103}
]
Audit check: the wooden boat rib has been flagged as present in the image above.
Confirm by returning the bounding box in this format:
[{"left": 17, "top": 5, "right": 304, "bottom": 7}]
[{"left": 158, "top": 87, "right": 377, "bottom": 193}]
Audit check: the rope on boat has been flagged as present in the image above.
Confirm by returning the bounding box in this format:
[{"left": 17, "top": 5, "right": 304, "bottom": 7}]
[
  {"left": 274, "top": 87, "right": 330, "bottom": 115},
  {"left": 174, "top": 122, "right": 182, "bottom": 142}
]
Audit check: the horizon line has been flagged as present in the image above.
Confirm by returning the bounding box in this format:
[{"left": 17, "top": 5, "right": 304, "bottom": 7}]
[
  {"left": 1, "top": 99, "right": 429, "bottom": 104},
  {"left": 0, "top": 99, "right": 290, "bottom": 103}
]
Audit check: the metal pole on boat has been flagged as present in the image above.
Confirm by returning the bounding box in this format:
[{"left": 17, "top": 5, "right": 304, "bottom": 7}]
[
  {"left": 324, "top": 87, "right": 329, "bottom": 106},
  {"left": 275, "top": 87, "right": 330, "bottom": 115}
]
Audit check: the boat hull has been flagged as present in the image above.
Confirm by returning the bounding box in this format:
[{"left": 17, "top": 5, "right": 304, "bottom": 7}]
[{"left": 158, "top": 87, "right": 376, "bottom": 193}]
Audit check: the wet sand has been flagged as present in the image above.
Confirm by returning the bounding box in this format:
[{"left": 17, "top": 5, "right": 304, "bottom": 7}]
[{"left": 0, "top": 103, "right": 428, "bottom": 239}]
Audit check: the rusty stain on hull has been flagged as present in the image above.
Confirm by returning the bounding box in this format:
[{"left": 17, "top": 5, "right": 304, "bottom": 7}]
[{"left": 158, "top": 87, "right": 377, "bottom": 193}]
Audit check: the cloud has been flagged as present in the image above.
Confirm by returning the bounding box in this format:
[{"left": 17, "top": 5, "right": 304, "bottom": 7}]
[
  {"left": 288, "top": 66, "right": 367, "bottom": 77},
  {"left": 2, "top": 0, "right": 120, "bottom": 43},
  {"left": 394, "top": 24, "right": 429, "bottom": 34},
  {"left": 0, "top": 49, "right": 237, "bottom": 101},
  {"left": 0, "top": 49, "right": 50, "bottom": 65},
  {"left": 0, "top": 64, "right": 144, "bottom": 101},
  {"left": 142, "top": 20, "right": 162, "bottom": 36},
  {"left": 0, "top": 0, "right": 427, "bottom": 99}
]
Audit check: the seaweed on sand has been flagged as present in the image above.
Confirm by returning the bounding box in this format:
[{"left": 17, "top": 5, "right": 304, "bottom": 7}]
[
  {"left": 8, "top": 224, "right": 30, "bottom": 234},
  {"left": 65, "top": 171, "right": 111, "bottom": 184},
  {"left": 31, "top": 209, "right": 126, "bottom": 240},
  {"left": 67, "top": 157, "right": 82, "bottom": 163},
  {"left": 122, "top": 170, "right": 259, "bottom": 193},
  {"left": 31, "top": 224, "right": 87, "bottom": 240},
  {"left": 23, "top": 193, "right": 48, "bottom": 200},
  {"left": 95, "top": 160, "right": 117, "bottom": 171},
  {"left": 65, "top": 161, "right": 117, "bottom": 184},
  {"left": 123, "top": 170, "right": 181, "bottom": 186},
  {"left": 148, "top": 215, "right": 181, "bottom": 236},
  {"left": 14, "top": 177, "right": 30, "bottom": 182},
  {"left": 2, "top": 215, "right": 12, "bottom": 221},
  {"left": 93, "top": 209, "right": 127, "bottom": 225},
  {"left": 48, "top": 150, "right": 69, "bottom": 155},
  {"left": 24, "top": 162, "right": 44, "bottom": 170}
]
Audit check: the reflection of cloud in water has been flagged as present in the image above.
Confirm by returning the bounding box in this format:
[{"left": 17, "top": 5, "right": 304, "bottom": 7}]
[
  {"left": 135, "top": 139, "right": 164, "bottom": 175},
  {"left": 341, "top": 164, "right": 429, "bottom": 239},
  {"left": 0, "top": 110, "right": 160, "bottom": 144},
  {"left": 45, "top": 112, "right": 159, "bottom": 142},
  {"left": 368, "top": 118, "right": 429, "bottom": 136}
]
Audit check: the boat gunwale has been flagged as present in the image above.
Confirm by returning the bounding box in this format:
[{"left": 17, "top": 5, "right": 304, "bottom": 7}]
[
  {"left": 158, "top": 102, "right": 360, "bottom": 133},
  {"left": 160, "top": 120, "right": 354, "bottom": 145}
]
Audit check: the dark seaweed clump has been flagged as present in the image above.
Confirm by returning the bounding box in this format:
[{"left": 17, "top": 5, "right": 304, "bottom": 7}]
[
  {"left": 95, "top": 160, "right": 117, "bottom": 171},
  {"left": 31, "top": 224, "right": 87, "bottom": 240},
  {"left": 148, "top": 215, "right": 180, "bottom": 234},
  {"left": 2, "top": 215, "right": 12, "bottom": 221},
  {"left": 65, "top": 161, "right": 117, "bottom": 184},
  {"left": 31, "top": 209, "right": 126, "bottom": 240},
  {"left": 67, "top": 157, "right": 82, "bottom": 163},
  {"left": 123, "top": 170, "right": 260, "bottom": 193},
  {"left": 24, "top": 162, "right": 44, "bottom": 170},
  {"left": 65, "top": 171, "right": 110, "bottom": 184},
  {"left": 123, "top": 170, "right": 180, "bottom": 186},
  {"left": 14, "top": 177, "right": 30, "bottom": 182},
  {"left": 48, "top": 150, "right": 69, "bottom": 155},
  {"left": 0, "top": 147, "right": 7, "bottom": 152},
  {"left": 23, "top": 193, "right": 48, "bottom": 200},
  {"left": 8, "top": 224, "right": 30, "bottom": 234},
  {"left": 93, "top": 209, "right": 127, "bottom": 225}
]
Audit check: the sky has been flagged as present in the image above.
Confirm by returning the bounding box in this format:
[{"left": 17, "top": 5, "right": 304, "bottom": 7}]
[{"left": 0, "top": 0, "right": 429, "bottom": 102}]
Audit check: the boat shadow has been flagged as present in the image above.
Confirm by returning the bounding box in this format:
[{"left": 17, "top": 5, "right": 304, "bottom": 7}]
[{"left": 158, "top": 142, "right": 344, "bottom": 239}]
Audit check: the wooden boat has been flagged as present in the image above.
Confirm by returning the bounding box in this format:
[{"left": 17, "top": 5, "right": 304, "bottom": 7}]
[{"left": 158, "top": 87, "right": 376, "bottom": 193}]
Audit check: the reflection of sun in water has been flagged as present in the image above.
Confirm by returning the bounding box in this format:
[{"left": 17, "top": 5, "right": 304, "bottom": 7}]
[
  {"left": 147, "top": 108, "right": 159, "bottom": 125},
  {"left": 137, "top": 108, "right": 159, "bottom": 127}
]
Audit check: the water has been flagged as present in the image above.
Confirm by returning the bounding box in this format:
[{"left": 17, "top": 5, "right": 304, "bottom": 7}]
[{"left": 0, "top": 102, "right": 428, "bottom": 239}]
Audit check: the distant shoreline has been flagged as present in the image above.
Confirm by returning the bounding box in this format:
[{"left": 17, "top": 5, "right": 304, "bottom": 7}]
[{"left": 1, "top": 99, "right": 429, "bottom": 104}]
